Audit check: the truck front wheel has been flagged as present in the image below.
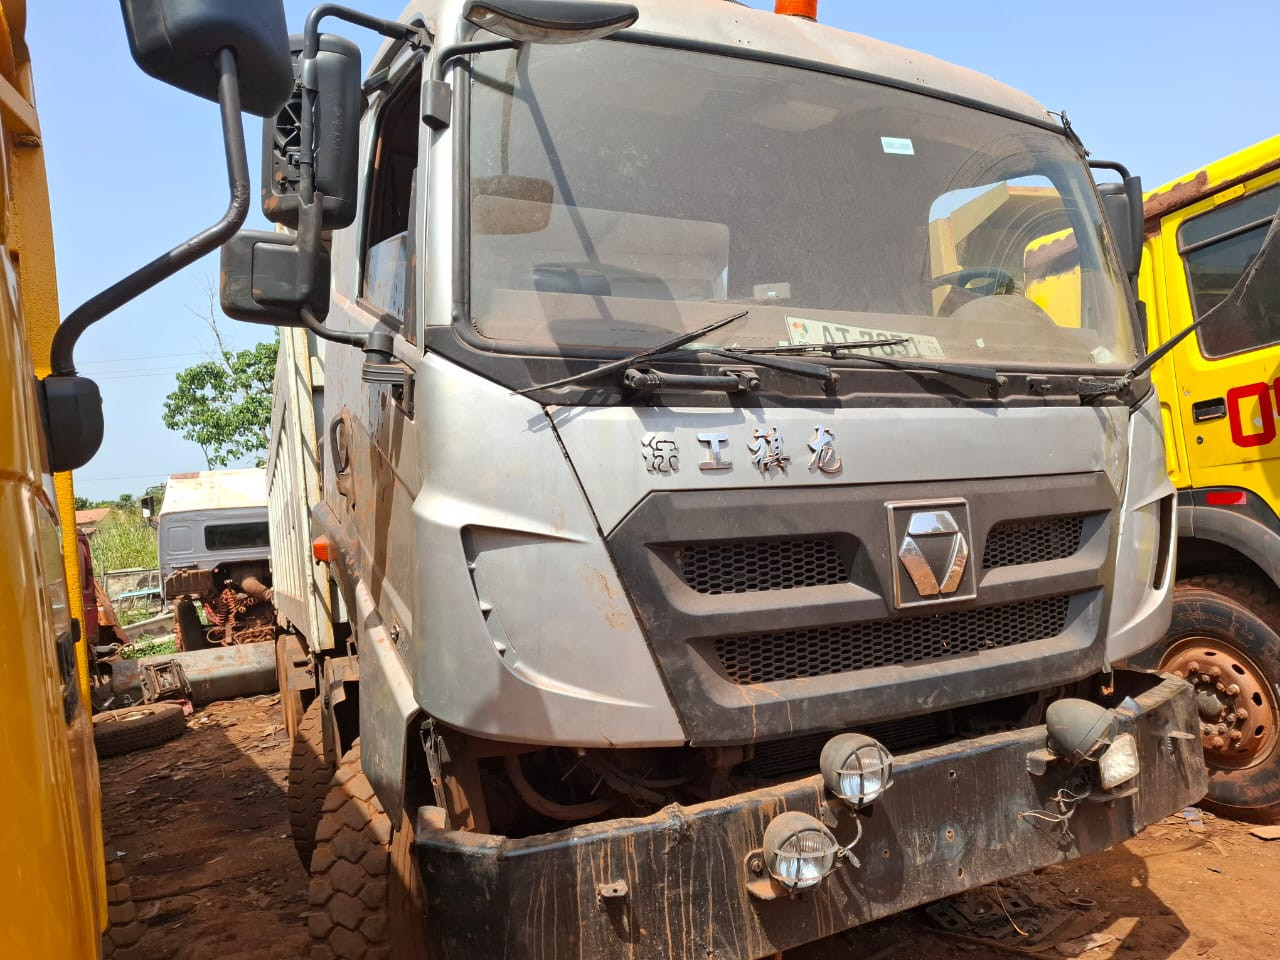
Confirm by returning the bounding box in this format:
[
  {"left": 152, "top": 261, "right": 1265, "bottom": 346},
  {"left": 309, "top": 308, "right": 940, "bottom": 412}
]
[
  {"left": 308, "top": 742, "right": 427, "bottom": 959},
  {"left": 1157, "top": 575, "right": 1280, "bottom": 822}
]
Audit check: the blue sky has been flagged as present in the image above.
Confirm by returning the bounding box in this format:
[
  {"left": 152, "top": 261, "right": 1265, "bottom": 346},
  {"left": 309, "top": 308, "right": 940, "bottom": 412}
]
[{"left": 29, "top": 1, "right": 1277, "bottom": 501}]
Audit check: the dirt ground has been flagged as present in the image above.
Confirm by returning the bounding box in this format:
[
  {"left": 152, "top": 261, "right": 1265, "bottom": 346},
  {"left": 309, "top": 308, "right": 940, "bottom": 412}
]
[{"left": 101, "top": 695, "right": 1280, "bottom": 960}]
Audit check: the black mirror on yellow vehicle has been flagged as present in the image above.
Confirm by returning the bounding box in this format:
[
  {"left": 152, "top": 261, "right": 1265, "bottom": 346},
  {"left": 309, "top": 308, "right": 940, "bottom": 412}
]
[
  {"left": 1090, "top": 161, "right": 1144, "bottom": 283},
  {"left": 40, "top": 376, "right": 104, "bottom": 474},
  {"left": 262, "top": 34, "right": 362, "bottom": 230},
  {"left": 119, "top": 0, "right": 294, "bottom": 118}
]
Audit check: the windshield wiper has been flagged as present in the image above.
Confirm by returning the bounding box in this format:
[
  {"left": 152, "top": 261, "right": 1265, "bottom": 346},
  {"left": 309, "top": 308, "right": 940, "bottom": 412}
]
[
  {"left": 673, "top": 347, "right": 838, "bottom": 391},
  {"left": 517, "top": 310, "right": 750, "bottom": 394},
  {"left": 740, "top": 342, "right": 1006, "bottom": 387}
]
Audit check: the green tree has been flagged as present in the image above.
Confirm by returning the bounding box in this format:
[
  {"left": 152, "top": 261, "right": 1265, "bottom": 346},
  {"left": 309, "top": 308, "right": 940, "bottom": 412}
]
[
  {"left": 162, "top": 311, "right": 278, "bottom": 469},
  {"left": 74, "top": 496, "right": 93, "bottom": 510}
]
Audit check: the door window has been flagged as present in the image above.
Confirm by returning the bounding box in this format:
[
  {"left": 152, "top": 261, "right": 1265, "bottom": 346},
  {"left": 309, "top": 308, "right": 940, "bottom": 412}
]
[{"left": 1179, "top": 183, "right": 1280, "bottom": 357}]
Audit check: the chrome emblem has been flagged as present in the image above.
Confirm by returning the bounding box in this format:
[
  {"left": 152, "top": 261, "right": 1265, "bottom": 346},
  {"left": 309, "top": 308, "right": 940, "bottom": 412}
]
[
  {"left": 807, "top": 426, "right": 842, "bottom": 475},
  {"left": 748, "top": 427, "right": 790, "bottom": 476},
  {"left": 641, "top": 432, "right": 679, "bottom": 475},
  {"left": 697, "top": 432, "right": 732, "bottom": 471},
  {"left": 897, "top": 510, "right": 969, "bottom": 597}
]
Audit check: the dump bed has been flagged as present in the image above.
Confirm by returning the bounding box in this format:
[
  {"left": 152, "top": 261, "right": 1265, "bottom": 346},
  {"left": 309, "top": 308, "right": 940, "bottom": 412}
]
[{"left": 266, "top": 327, "right": 334, "bottom": 651}]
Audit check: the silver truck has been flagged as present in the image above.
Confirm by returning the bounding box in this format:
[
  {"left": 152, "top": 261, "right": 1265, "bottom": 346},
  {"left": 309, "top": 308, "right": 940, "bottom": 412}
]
[
  {"left": 226, "top": 1, "right": 1207, "bottom": 957},
  {"left": 158, "top": 469, "right": 275, "bottom": 649}
]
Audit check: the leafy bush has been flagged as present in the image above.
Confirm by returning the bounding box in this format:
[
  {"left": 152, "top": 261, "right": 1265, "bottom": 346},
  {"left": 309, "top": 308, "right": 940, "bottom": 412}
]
[{"left": 89, "top": 510, "right": 158, "bottom": 574}]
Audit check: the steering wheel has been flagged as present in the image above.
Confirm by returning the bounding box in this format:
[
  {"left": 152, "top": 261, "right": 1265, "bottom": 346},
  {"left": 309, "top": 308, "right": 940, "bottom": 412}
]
[{"left": 927, "top": 267, "right": 1019, "bottom": 298}]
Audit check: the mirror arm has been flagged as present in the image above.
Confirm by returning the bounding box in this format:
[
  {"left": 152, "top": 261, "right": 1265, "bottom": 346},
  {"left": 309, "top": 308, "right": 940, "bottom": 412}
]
[
  {"left": 299, "top": 4, "right": 428, "bottom": 203},
  {"left": 49, "top": 47, "right": 250, "bottom": 376},
  {"left": 422, "top": 38, "right": 518, "bottom": 130},
  {"left": 1089, "top": 159, "right": 1145, "bottom": 273}
]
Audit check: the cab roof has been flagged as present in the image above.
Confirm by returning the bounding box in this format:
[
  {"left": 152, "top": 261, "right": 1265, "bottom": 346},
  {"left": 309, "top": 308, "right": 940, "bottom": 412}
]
[
  {"left": 159, "top": 469, "right": 267, "bottom": 515},
  {"left": 388, "top": 0, "right": 1056, "bottom": 127}
]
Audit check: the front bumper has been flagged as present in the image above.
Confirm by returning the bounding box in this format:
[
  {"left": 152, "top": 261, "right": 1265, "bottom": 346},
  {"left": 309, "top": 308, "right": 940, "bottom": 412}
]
[{"left": 413, "top": 675, "right": 1204, "bottom": 960}]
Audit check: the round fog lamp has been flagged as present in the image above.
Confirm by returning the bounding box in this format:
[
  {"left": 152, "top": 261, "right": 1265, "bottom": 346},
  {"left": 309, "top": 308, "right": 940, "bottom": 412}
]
[
  {"left": 1046, "top": 699, "right": 1117, "bottom": 763},
  {"left": 820, "top": 732, "right": 895, "bottom": 806},
  {"left": 762, "top": 811, "right": 839, "bottom": 891}
]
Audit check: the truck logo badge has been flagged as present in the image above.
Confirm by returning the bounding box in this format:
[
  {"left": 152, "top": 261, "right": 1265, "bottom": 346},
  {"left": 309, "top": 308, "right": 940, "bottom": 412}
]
[
  {"left": 641, "top": 432, "right": 679, "bottom": 475},
  {"left": 749, "top": 427, "right": 790, "bottom": 476},
  {"left": 697, "top": 432, "right": 732, "bottom": 471},
  {"left": 897, "top": 510, "right": 969, "bottom": 597},
  {"left": 807, "top": 426, "right": 842, "bottom": 475}
]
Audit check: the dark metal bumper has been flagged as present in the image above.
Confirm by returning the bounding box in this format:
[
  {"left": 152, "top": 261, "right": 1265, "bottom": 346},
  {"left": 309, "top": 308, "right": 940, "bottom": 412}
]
[{"left": 413, "top": 675, "right": 1204, "bottom": 960}]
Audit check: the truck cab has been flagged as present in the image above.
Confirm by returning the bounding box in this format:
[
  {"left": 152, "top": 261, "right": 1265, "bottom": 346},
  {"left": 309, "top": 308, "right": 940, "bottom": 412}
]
[
  {"left": 1136, "top": 136, "right": 1280, "bottom": 820},
  {"left": 246, "top": 2, "right": 1208, "bottom": 957}
]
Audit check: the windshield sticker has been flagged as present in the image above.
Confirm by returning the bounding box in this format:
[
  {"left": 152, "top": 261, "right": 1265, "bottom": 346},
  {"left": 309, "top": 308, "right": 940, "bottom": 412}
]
[
  {"left": 881, "top": 136, "right": 915, "bottom": 156},
  {"left": 787, "top": 317, "right": 945, "bottom": 359}
]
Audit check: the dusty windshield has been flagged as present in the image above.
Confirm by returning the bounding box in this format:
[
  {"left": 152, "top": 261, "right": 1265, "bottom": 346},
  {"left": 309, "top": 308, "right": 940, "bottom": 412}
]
[{"left": 467, "top": 41, "right": 1136, "bottom": 370}]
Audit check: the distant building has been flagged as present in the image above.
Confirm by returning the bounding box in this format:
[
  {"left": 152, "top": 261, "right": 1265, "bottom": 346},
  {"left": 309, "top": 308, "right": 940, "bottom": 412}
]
[{"left": 74, "top": 507, "right": 112, "bottom": 538}]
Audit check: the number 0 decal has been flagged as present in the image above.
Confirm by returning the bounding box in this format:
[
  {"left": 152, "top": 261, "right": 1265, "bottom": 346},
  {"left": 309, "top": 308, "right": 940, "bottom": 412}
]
[{"left": 1226, "top": 380, "right": 1279, "bottom": 448}]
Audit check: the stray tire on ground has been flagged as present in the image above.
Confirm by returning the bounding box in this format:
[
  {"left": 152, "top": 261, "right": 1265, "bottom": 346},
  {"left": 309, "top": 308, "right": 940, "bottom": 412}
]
[
  {"left": 308, "top": 741, "right": 426, "bottom": 959},
  {"left": 93, "top": 702, "right": 187, "bottom": 758},
  {"left": 1155, "top": 575, "right": 1280, "bottom": 822},
  {"left": 289, "top": 698, "right": 333, "bottom": 867}
]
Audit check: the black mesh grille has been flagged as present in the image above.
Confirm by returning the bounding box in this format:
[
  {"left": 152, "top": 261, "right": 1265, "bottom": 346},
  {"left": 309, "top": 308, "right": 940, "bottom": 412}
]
[
  {"left": 982, "top": 517, "right": 1085, "bottom": 569},
  {"left": 749, "top": 713, "right": 951, "bottom": 779},
  {"left": 675, "top": 538, "right": 847, "bottom": 595},
  {"left": 713, "top": 595, "right": 1072, "bottom": 685}
]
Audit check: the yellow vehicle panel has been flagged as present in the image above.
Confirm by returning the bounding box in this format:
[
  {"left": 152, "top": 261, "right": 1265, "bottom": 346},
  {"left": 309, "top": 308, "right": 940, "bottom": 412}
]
[
  {"left": 1143, "top": 136, "right": 1280, "bottom": 501},
  {"left": 0, "top": 0, "right": 106, "bottom": 953}
]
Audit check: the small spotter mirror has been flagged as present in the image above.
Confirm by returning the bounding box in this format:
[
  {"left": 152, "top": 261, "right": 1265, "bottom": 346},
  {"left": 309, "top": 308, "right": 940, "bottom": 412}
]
[{"left": 120, "top": 0, "right": 294, "bottom": 118}]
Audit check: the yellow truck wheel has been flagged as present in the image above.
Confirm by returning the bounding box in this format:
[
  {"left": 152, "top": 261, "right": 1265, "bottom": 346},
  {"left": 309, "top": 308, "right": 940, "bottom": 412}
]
[{"left": 1158, "top": 576, "right": 1280, "bottom": 823}]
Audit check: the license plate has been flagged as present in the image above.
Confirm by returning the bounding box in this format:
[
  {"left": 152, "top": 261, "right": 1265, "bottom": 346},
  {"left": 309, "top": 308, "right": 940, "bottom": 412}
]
[{"left": 786, "top": 317, "right": 945, "bottom": 358}]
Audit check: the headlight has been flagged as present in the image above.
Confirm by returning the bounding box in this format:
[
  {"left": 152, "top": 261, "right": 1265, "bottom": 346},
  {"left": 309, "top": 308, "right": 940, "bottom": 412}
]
[
  {"left": 1098, "top": 732, "right": 1141, "bottom": 789},
  {"left": 761, "top": 812, "right": 839, "bottom": 891},
  {"left": 819, "top": 732, "right": 895, "bottom": 806}
]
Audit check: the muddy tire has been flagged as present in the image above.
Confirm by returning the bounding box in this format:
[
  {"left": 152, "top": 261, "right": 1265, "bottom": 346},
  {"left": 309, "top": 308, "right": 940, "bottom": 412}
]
[
  {"left": 289, "top": 698, "right": 333, "bottom": 868},
  {"left": 278, "top": 636, "right": 305, "bottom": 741},
  {"left": 308, "top": 742, "right": 426, "bottom": 959},
  {"left": 174, "top": 598, "right": 209, "bottom": 652},
  {"left": 101, "top": 843, "right": 147, "bottom": 959},
  {"left": 93, "top": 702, "right": 187, "bottom": 758},
  {"left": 1155, "top": 575, "right": 1280, "bottom": 822}
]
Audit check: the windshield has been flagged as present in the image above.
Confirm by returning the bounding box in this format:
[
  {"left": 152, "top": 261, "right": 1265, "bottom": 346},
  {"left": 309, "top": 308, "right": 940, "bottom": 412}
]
[{"left": 467, "top": 41, "right": 1136, "bottom": 370}]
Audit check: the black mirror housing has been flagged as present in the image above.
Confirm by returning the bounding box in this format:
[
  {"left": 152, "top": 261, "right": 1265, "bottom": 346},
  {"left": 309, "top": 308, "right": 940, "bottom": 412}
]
[
  {"left": 262, "top": 34, "right": 362, "bottom": 230},
  {"left": 120, "top": 0, "right": 294, "bottom": 117},
  {"left": 1090, "top": 161, "right": 1144, "bottom": 283},
  {"left": 40, "top": 375, "right": 105, "bottom": 473},
  {"left": 220, "top": 230, "right": 331, "bottom": 326}
]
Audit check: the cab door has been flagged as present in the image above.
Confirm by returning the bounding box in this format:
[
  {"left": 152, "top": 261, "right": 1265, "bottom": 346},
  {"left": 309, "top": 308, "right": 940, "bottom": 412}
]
[{"left": 1157, "top": 171, "right": 1280, "bottom": 500}]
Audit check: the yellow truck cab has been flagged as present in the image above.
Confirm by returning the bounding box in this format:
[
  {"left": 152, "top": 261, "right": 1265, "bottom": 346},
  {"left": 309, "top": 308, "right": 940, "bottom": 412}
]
[
  {"left": 0, "top": 0, "right": 107, "bottom": 953},
  {"left": 1137, "top": 135, "right": 1280, "bottom": 821}
]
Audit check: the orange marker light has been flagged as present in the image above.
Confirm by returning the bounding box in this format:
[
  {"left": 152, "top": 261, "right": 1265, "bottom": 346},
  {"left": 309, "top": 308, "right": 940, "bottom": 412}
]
[
  {"left": 312, "top": 535, "right": 334, "bottom": 563},
  {"left": 775, "top": 0, "right": 818, "bottom": 19}
]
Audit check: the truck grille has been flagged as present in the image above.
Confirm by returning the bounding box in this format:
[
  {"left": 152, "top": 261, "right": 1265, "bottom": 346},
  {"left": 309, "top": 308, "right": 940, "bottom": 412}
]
[
  {"left": 713, "top": 595, "right": 1072, "bottom": 685},
  {"left": 675, "top": 537, "right": 847, "bottom": 594},
  {"left": 983, "top": 516, "right": 1085, "bottom": 569}
]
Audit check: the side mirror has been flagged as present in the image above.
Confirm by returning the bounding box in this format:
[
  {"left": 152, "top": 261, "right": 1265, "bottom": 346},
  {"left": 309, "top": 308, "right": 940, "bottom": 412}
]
[
  {"left": 1090, "top": 161, "right": 1144, "bottom": 282},
  {"left": 262, "top": 34, "right": 362, "bottom": 230},
  {"left": 220, "top": 230, "right": 331, "bottom": 326},
  {"left": 120, "top": 0, "right": 294, "bottom": 118},
  {"left": 40, "top": 376, "right": 104, "bottom": 473}
]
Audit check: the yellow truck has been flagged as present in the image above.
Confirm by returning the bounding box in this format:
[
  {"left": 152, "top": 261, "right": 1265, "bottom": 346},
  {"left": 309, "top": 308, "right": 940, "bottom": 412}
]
[
  {"left": 0, "top": 1, "right": 294, "bottom": 956},
  {"left": 1134, "top": 136, "right": 1280, "bottom": 821},
  {"left": 0, "top": 0, "right": 107, "bottom": 953}
]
